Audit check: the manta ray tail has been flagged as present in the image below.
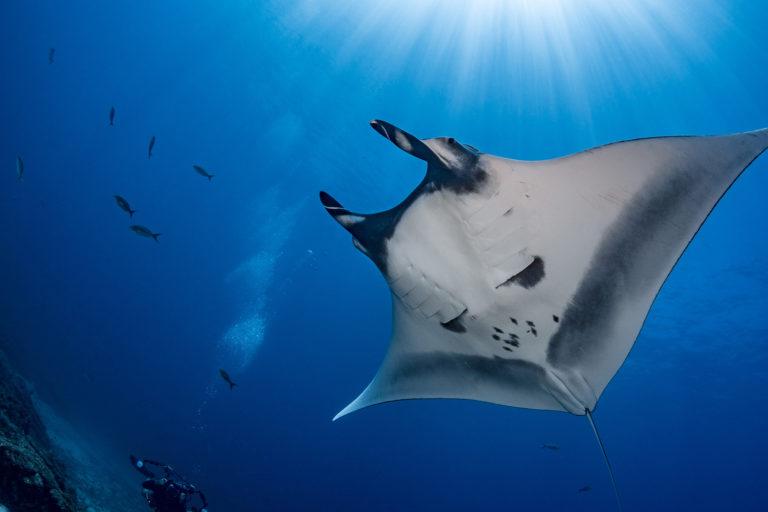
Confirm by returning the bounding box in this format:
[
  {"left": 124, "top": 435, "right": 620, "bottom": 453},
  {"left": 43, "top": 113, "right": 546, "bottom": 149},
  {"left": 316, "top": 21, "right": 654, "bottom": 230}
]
[{"left": 586, "top": 409, "right": 623, "bottom": 512}]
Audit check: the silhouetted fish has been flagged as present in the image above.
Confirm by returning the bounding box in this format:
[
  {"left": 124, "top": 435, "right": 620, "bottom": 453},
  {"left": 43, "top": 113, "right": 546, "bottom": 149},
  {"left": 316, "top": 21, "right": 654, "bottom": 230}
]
[
  {"left": 148, "top": 136, "right": 156, "bottom": 158},
  {"left": 541, "top": 443, "right": 560, "bottom": 450},
  {"left": 218, "top": 368, "right": 237, "bottom": 390},
  {"left": 193, "top": 165, "right": 214, "bottom": 182},
  {"left": 15, "top": 156, "right": 23, "bottom": 182},
  {"left": 578, "top": 486, "right": 592, "bottom": 493},
  {"left": 109, "top": 107, "right": 115, "bottom": 126},
  {"left": 129, "top": 225, "right": 161, "bottom": 242},
  {"left": 48, "top": 48, "right": 55, "bottom": 64},
  {"left": 113, "top": 195, "right": 136, "bottom": 218}
]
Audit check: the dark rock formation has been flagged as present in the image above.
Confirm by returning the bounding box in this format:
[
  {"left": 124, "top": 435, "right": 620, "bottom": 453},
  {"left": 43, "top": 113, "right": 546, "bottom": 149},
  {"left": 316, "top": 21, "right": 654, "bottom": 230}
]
[{"left": 0, "top": 352, "right": 79, "bottom": 512}]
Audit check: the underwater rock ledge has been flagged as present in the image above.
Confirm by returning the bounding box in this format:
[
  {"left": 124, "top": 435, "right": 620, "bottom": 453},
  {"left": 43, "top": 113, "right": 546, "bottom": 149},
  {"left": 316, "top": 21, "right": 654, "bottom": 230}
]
[{"left": 0, "top": 351, "right": 78, "bottom": 512}]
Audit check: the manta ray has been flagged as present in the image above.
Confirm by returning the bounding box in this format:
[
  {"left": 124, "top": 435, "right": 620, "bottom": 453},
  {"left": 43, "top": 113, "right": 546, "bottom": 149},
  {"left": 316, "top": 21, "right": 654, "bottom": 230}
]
[{"left": 320, "top": 120, "right": 768, "bottom": 508}]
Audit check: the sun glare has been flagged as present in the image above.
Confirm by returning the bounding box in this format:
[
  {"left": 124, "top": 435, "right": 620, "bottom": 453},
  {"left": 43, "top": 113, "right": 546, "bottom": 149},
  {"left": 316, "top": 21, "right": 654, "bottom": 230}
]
[{"left": 281, "top": 0, "right": 731, "bottom": 117}]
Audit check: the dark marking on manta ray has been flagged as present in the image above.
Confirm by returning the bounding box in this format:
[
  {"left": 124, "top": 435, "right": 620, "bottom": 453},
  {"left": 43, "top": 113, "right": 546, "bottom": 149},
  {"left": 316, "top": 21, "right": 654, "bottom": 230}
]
[
  {"left": 502, "top": 346, "right": 512, "bottom": 352},
  {"left": 493, "top": 327, "right": 504, "bottom": 333},
  {"left": 546, "top": 159, "right": 729, "bottom": 368},
  {"left": 509, "top": 317, "right": 518, "bottom": 325},
  {"left": 526, "top": 320, "right": 535, "bottom": 327},
  {"left": 508, "top": 333, "right": 519, "bottom": 340},
  {"left": 492, "top": 334, "right": 500, "bottom": 341},
  {"left": 498, "top": 256, "right": 545, "bottom": 289},
  {"left": 426, "top": 141, "right": 489, "bottom": 195},
  {"left": 553, "top": 315, "right": 560, "bottom": 323},
  {"left": 391, "top": 352, "right": 549, "bottom": 393},
  {"left": 531, "top": 328, "right": 537, "bottom": 337},
  {"left": 504, "top": 339, "right": 520, "bottom": 347},
  {"left": 441, "top": 309, "right": 468, "bottom": 333}
]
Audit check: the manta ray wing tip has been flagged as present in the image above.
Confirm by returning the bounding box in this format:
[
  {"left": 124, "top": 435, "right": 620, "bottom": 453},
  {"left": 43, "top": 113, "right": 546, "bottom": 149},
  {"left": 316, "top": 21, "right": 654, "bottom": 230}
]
[
  {"left": 332, "top": 385, "right": 376, "bottom": 421},
  {"left": 332, "top": 402, "right": 359, "bottom": 422}
]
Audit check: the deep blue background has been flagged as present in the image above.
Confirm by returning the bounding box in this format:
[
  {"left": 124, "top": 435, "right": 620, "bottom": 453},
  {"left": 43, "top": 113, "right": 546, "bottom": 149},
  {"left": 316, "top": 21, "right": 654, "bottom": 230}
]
[{"left": 1, "top": 1, "right": 767, "bottom": 510}]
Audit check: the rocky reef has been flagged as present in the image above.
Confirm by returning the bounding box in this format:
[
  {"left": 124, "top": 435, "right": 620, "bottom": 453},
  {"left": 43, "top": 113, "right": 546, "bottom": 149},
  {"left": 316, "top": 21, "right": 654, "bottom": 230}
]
[
  {"left": 0, "top": 352, "right": 78, "bottom": 512},
  {"left": 0, "top": 349, "right": 146, "bottom": 512}
]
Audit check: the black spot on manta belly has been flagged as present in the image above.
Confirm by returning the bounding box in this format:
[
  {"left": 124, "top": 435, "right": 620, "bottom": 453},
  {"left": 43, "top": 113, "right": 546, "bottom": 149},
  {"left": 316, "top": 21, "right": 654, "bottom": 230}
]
[
  {"left": 526, "top": 320, "right": 535, "bottom": 327},
  {"left": 499, "top": 256, "right": 545, "bottom": 289},
  {"left": 492, "top": 334, "right": 500, "bottom": 341},
  {"left": 441, "top": 309, "right": 468, "bottom": 333},
  {"left": 502, "top": 346, "right": 512, "bottom": 352},
  {"left": 510, "top": 317, "right": 518, "bottom": 325},
  {"left": 493, "top": 327, "right": 504, "bottom": 333},
  {"left": 553, "top": 315, "right": 560, "bottom": 323}
]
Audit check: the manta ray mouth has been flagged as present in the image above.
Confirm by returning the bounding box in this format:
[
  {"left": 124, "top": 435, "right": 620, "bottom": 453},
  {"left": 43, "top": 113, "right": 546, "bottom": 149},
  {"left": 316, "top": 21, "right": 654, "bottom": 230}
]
[{"left": 370, "top": 119, "right": 435, "bottom": 163}]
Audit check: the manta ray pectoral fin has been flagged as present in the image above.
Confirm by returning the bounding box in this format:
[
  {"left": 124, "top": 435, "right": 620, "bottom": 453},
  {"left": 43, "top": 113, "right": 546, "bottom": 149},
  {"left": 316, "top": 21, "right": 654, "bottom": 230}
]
[{"left": 546, "top": 128, "right": 768, "bottom": 402}]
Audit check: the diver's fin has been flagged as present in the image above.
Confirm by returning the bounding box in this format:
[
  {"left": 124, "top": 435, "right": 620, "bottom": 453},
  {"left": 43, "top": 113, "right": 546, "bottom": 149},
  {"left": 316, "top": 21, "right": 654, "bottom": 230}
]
[
  {"left": 229, "top": 382, "right": 236, "bottom": 390},
  {"left": 152, "top": 233, "right": 162, "bottom": 242},
  {"left": 129, "top": 209, "right": 136, "bottom": 218},
  {"left": 130, "top": 454, "right": 156, "bottom": 478},
  {"left": 585, "top": 409, "right": 623, "bottom": 511}
]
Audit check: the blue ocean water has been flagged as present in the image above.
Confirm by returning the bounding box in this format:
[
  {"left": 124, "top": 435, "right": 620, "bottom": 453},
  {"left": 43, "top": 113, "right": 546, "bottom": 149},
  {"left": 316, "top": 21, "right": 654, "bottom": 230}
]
[{"left": 1, "top": 1, "right": 767, "bottom": 510}]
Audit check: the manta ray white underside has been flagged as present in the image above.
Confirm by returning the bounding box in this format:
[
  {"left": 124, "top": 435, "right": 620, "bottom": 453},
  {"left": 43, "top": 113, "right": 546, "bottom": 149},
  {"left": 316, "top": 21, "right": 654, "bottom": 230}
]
[{"left": 321, "top": 121, "right": 768, "bottom": 421}]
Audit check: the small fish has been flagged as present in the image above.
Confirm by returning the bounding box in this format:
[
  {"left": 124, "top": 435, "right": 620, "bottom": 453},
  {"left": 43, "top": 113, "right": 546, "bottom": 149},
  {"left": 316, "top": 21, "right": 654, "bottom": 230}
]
[
  {"left": 49, "top": 48, "right": 55, "bottom": 64},
  {"left": 218, "top": 368, "right": 237, "bottom": 390},
  {"left": 113, "top": 195, "right": 136, "bottom": 218},
  {"left": 109, "top": 107, "right": 115, "bottom": 126},
  {"left": 541, "top": 443, "right": 560, "bottom": 450},
  {"left": 577, "top": 486, "right": 592, "bottom": 493},
  {"left": 129, "top": 225, "right": 161, "bottom": 242},
  {"left": 192, "top": 165, "right": 214, "bottom": 182},
  {"left": 148, "top": 136, "right": 156, "bottom": 158},
  {"left": 16, "top": 156, "right": 23, "bottom": 182}
]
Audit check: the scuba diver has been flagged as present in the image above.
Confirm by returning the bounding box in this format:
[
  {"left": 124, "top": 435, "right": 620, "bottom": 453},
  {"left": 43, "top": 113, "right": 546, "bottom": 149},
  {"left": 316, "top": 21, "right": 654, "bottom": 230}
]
[{"left": 130, "top": 455, "right": 209, "bottom": 512}]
